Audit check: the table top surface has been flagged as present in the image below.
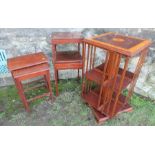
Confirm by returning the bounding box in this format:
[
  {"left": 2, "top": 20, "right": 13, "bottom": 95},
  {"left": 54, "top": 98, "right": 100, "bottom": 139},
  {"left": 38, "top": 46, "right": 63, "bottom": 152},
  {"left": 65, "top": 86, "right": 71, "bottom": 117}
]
[
  {"left": 7, "top": 52, "right": 48, "bottom": 71},
  {"left": 52, "top": 32, "right": 83, "bottom": 40},
  {"left": 84, "top": 32, "right": 151, "bottom": 57}
]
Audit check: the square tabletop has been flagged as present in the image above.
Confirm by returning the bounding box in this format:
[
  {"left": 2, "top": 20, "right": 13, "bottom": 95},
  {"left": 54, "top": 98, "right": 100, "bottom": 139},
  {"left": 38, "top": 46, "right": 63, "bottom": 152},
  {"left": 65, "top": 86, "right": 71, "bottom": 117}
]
[
  {"left": 7, "top": 52, "right": 48, "bottom": 71},
  {"left": 84, "top": 32, "right": 151, "bottom": 57},
  {"left": 52, "top": 32, "right": 83, "bottom": 44}
]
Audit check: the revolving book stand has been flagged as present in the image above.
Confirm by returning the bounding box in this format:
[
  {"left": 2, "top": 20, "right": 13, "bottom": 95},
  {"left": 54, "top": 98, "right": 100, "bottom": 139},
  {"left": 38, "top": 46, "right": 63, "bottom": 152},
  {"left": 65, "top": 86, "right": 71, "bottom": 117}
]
[{"left": 82, "top": 32, "right": 151, "bottom": 123}]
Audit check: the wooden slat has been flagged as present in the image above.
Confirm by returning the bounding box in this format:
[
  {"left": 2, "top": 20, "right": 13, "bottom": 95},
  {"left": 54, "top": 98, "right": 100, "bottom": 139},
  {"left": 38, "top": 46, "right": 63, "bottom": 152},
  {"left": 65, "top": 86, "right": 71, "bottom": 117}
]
[
  {"left": 27, "top": 92, "right": 50, "bottom": 103},
  {"left": 23, "top": 77, "right": 44, "bottom": 86},
  {"left": 83, "top": 89, "right": 131, "bottom": 118},
  {"left": 111, "top": 57, "right": 130, "bottom": 117},
  {"left": 24, "top": 83, "right": 47, "bottom": 92}
]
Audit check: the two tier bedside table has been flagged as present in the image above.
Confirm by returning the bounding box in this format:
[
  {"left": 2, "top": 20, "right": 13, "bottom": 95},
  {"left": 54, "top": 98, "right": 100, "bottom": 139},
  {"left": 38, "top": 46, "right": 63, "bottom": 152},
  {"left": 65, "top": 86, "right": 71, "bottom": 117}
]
[{"left": 51, "top": 32, "right": 84, "bottom": 96}]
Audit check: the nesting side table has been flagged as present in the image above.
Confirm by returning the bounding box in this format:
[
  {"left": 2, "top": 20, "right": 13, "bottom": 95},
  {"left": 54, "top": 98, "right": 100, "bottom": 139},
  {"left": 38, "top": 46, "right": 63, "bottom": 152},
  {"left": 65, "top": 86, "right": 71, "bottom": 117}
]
[
  {"left": 7, "top": 52, "right": 53, "bottom": 112},
  {"left": 51, "top": 32, "right": 84, "bottom": 96},
  {"left": 82, "top": 32, "right": 151, "bottom": 123}
]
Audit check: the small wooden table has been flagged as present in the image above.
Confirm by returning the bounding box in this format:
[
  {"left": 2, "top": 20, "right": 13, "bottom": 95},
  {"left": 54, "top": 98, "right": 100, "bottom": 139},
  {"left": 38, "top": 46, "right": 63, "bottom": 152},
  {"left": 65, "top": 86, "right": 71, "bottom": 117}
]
[
  {"left": 51, "top": 32, "right": 84, "bottom": 96},
  {"left": 7, "top": 52, "right": 53, "bottom": 112},
  {"left": 82, "top": 32, "right": 151, "bottom": 123}
]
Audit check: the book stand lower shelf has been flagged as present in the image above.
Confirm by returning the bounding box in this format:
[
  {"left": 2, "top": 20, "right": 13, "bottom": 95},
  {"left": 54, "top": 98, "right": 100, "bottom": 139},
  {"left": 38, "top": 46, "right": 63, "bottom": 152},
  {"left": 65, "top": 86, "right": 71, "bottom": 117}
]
[
  {"left": 82, "top": 63, "right": 133, "bottom": 123},
  {"left": 82, "top": 32, "right": 151, "bottom": 123}
]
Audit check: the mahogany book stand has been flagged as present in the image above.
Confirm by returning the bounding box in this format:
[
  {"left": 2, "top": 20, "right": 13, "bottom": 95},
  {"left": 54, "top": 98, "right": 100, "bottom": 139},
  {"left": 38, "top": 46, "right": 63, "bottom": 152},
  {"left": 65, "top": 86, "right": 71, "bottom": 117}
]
[{"left": 82, "top": 32, "right": 151, "bottom": 123}]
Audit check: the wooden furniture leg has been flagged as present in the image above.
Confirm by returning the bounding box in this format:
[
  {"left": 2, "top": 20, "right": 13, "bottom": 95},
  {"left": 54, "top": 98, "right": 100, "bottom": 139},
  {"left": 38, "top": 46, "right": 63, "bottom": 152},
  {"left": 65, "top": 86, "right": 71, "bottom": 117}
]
[
  {"left": 78, "top": 69, "right": 80, "bottom": 79},
  {"left": 82, "top": 42, "right": 85, "bottom": 80},
  {"left": 44, "top": 71, "right": 53, "bottom": 100},
  {"left": 54, "top": 67, "right": 59, "bottom": 96},
  {"left": 11, "top": 72, "right": 18, "bottom": 88},
  {"left": 57, "top": 70, "right": 59, "bottom": 82},
  {"left": 15, "top": 79, "right": 30, "bottom": 112},
  {"left": 78, "top": 43, "right": 81, "bottom": 78},
  {"left": 43, "top": 75, "right": 49, "bottom": 89}
]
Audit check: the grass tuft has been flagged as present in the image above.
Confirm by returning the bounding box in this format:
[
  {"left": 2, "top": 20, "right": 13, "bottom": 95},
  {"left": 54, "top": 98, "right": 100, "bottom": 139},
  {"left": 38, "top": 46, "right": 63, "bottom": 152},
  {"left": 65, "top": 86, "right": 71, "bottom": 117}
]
[{"left": 0, "top": 78, "right": 155, "bottom": 125}]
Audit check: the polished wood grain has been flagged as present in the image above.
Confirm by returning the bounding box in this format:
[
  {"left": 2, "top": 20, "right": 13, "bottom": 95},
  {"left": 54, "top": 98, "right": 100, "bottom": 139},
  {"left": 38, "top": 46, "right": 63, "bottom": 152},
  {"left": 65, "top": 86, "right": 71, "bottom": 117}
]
[
  {"left": 7, "top": 52, "right": 48, "bottom": 71},
  {"left": 84, "top": 32, "right": 151, "bottom": 57},
  {"left": 94, "top": 33, "right": 143, "bottom": 49}
]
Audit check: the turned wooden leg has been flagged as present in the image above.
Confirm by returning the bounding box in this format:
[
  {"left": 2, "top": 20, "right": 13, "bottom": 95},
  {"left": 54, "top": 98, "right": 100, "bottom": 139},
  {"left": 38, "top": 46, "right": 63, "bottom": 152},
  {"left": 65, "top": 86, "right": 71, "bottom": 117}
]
[
  {"left": 15, "top": 79, "right": 30, "bottom": 112},
  {"left": 54, "top": 67, "right": 59, "bottom": 96}
]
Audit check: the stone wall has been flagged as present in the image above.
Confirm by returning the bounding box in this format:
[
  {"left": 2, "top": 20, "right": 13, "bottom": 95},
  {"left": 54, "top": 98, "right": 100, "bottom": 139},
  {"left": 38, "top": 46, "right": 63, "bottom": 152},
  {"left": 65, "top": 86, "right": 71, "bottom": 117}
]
[
  {"left": 0, "top": 28, "right": 84, "bottom": 84},
  {"left": 0, "top": 28, "right": 155, "bottom": 99}
]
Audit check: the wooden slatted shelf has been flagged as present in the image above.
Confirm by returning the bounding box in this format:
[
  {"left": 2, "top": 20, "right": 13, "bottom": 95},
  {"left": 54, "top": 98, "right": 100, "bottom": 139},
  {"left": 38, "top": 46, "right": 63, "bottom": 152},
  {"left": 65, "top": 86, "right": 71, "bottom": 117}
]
[
  {"left": 83, "top": 91, "right": 99, "bottom": 110},
  {"left": 83, "top": 89, "right": 126, "bottom": 112},
  {"left": 83, "top": 62, "right": 134, "bottom": 119},
  {"left": 97, "top": 63, "right": 134, "bottom": 80},
  {"left": 85, "top": 64, "right": 134, "bottom": 91},
  {"left": 82, "top": 89, "right": 133, "bottom": 122},
  {"left": 91, "top": 103, "right": 132, "bottom": 124},
  {"left": 85, "top": 69, "right": 106, "bottom": 84}
]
